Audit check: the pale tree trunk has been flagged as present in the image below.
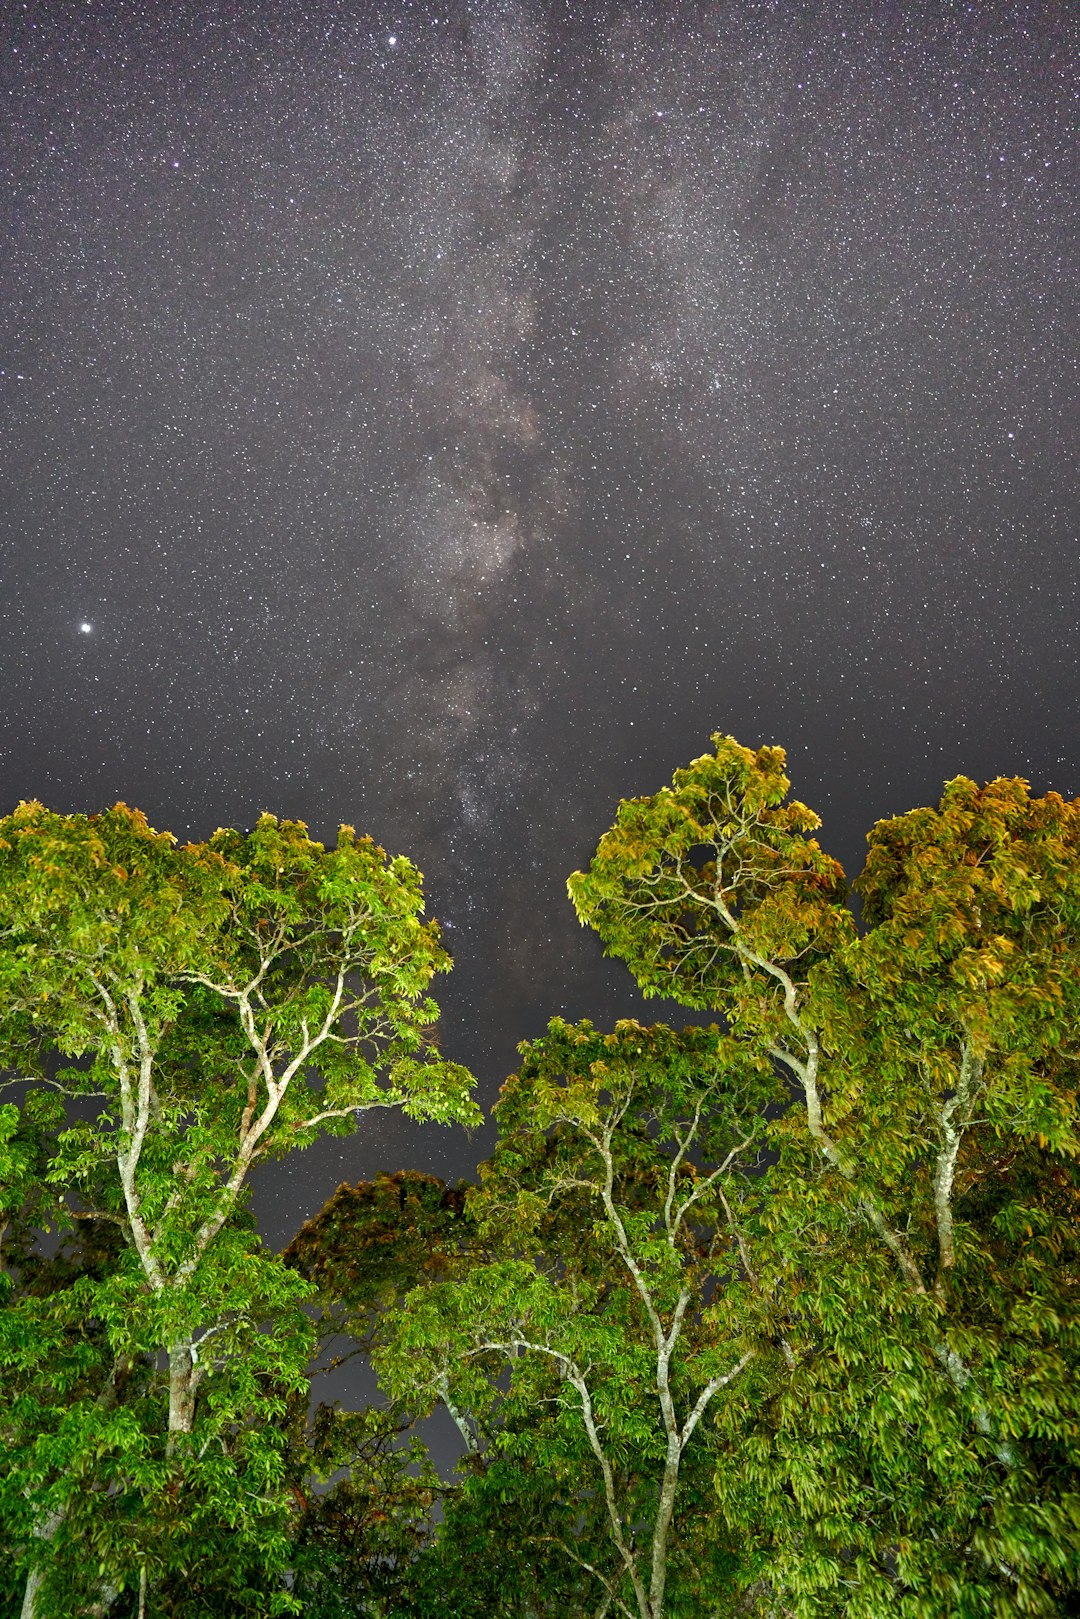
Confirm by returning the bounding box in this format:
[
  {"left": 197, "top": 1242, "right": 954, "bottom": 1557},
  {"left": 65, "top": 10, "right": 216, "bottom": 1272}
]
[
  {"left": 648, "top": 1437, "right": 682, "bottom": 1619},
  {"left": 19, "top": 1509, "right": 63, "bottom": 1619},
  {"left": 167, "top": 1341, "right": 197, "bottom": 1440},
  {"left": 19, "top": 1570, "right": 41, "bottom": 1619},
  {"left": 20, "top": 1521, "right": 120, "bottom": 1619},
  {"left": 21, "top": 1350, "right": 182, "bottom": 1616},
  {"left": 20, "top": 1382, "right": 192, "bottom": 1616}
]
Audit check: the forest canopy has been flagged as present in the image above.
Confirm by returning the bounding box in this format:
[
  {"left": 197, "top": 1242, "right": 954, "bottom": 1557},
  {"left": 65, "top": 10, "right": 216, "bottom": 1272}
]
[{"left": 1, "top": 736, "right": 1078, "bottom": 1618}]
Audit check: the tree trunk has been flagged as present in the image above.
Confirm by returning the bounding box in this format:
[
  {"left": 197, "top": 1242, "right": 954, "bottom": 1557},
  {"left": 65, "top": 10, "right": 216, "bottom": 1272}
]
[
  {"left": 19, "top": 1515, "right": 121, "bottom": 1618},
  {"left": 20, "top": 1560, "right": 48, "bottom": 1619},
  {"left": 20, "top": 1509, "right": 66, "bottom": 1619},
  {"left": 648, "top": 1439, "right": 681, "bottom": 1619},
  {"left": 167, "top": 1341, "right": 197, "bottom": 1439}
]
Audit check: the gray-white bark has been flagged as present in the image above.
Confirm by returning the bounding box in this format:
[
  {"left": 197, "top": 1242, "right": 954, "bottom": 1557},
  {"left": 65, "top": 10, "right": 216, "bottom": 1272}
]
[
  {"left": 167, "top": 1341, "right": 198, "bottom": 1438},
  {"left": 19, "top": 1509, "right": 63, "bottom": 1619}
]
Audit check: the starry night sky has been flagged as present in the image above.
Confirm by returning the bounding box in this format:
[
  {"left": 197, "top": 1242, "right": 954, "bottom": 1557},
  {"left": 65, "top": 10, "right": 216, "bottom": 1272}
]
[{"left": 1, "top": 1, "right": 1075, "bottom": 1247}]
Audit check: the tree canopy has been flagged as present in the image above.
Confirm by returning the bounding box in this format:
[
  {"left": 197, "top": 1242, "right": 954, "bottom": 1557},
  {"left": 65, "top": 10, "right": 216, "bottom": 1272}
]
[
  {"left": 568, "top": 735, "right": 1080, "bottom": 1614},
  {"left": 2, "top": 739, "right": 1077, "bottom": 1618},
  {"left": 376, "top": 1017, "right": 777, "bottom": 1619},
  {"left": 0, "top": 803, "right": 477, "bottom": 1616}
]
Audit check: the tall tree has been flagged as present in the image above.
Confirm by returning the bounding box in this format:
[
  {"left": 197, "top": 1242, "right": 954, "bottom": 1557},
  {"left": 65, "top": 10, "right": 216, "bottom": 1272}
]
[
  {"left": 284, "top": 1169, "right": 626, "bottom": 1618},
  {"left": 0, "top": 802, "right": 478, "bottom": 1616},
  {"left": 568, "top": 734, "right": 1080, "bottom": 1614},
  {"left": 377, "top": 1018, "right": 781, "bottom": 1619}
]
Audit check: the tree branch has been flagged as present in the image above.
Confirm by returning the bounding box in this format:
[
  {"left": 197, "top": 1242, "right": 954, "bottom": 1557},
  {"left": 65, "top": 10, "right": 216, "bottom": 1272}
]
[
  {"left": 539, "top": 1537, "right": 636, "bottom": 1619},
  {"left": 679, "top": 1349, "right": 755, "bottom": 1448},
  {"left": 466, "top": 1337, "right": 651, "bottom": 1619},
  {"left": 932, "top": 1040, "right": 982, "bottom": 1297}
]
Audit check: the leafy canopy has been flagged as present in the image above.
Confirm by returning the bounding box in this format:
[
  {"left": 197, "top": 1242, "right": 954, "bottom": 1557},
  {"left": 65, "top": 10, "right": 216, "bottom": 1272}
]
[
  {"left": 569, "top": 733, "right": 1080, "bottom": 1616},
  {"left": 0, "top": 801, "right": 478, "bottom": 1616}
]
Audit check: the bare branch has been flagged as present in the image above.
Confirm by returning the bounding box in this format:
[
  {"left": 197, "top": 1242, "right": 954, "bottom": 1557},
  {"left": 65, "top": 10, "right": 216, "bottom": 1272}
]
[
  {"left": 0, "top": 1077, "right": 109, "bottom": 1097},
  {"left": 538, "top": 1537, "right": 636, "bottom": 1619},
  {"left": 662, "top": 1099, "right": 703, "bottom": 1245},
  {"left": 435, "top": 1372, "right": 481, "bottom": 1458},
  {"left": 680, "top": 1349, "right": 755, "bottom": 1448},
  {"left": 671, "top": 1130, "right": 756, "bottom": 1241},
  {"left": 67, "top": 1207, "right": 130, "bottom": 1229}
]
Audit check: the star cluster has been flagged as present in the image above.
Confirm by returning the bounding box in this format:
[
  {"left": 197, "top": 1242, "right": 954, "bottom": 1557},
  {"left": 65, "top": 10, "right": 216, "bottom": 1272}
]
[{"left": 0, "top": 0, "right": 1074, "bottom": 1234}]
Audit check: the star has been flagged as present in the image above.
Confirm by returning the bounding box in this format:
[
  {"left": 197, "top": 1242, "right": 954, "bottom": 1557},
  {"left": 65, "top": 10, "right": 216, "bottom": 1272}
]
[{"left": 79, "top": 622, "right": 93, "bottom": 634}]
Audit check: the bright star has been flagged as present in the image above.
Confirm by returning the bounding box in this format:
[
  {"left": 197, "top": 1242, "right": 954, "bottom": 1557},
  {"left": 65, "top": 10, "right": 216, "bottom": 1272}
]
[{"left": 79, "top": 622, "right": 93, "bottom": 633}]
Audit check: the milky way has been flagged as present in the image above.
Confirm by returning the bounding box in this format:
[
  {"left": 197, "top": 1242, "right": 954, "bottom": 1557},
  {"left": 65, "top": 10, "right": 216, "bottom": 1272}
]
[{"left": 1, "top": 0, "right": 1075, "bottom": 1237}]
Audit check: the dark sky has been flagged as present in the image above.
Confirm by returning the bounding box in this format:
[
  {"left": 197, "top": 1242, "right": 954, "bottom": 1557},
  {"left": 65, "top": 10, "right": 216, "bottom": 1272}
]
[{"left": 2, "top": 0, "right": 1075, "bottom": 1248}]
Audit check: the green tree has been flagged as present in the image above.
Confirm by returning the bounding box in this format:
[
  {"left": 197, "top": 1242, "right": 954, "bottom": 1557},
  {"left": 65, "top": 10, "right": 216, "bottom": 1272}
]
[
  {"left": 284, "top": 1170, "right": 615, "bottom": 1618},
  {"left": 399, "top": 1454, "right": 652, "bottom": 1619},
  {"left": 264, "top": 1400, "right": 441, "bottom": 1619},
  {"left": 0, "top": 803, "right": 478, "bottom": 1616},
  {"left": 377, "top": 1018, "right": 780, "bottom": 1619},
  {"left": 284, "top": 1170, "right": 474, "bottom": 1361},
  {"left": 568, "top": 734, "right": 1080, "bottom": 1614},
  {"left": 280, "top": 1171, "right": 476, "bottom": 1616}
]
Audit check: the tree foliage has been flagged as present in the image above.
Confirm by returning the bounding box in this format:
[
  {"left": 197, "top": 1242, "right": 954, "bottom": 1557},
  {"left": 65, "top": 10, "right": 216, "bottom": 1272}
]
[
  {"left": 2, "top": 738, "right": 1078, "bottom": 1617},
  {"left": 569, "top": 734, "right": 1080, "bottom": 1614},
  {"left": 0, "top": 803, "right": 477, "bottom": 1616},
  {"left": 376, "top": 1018, "right": 779, "bottom": 1619}
]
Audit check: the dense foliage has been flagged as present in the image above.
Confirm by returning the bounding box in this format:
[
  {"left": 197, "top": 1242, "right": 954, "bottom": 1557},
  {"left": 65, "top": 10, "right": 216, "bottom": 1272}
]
[
  {"left": 568, "top": 736, "right": 1080, "bottom": 1616},
  {"left": 1, "top": 738, "right": 1077, "bottom": 1617},
  {"left": 0, "top": 805, "right": 477, "bottom": 1616}
]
